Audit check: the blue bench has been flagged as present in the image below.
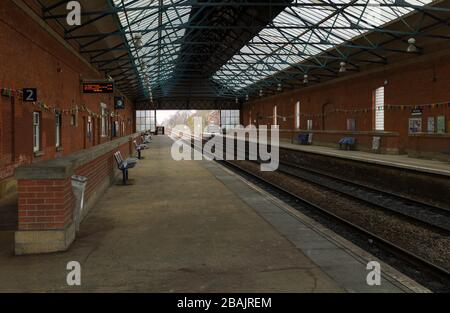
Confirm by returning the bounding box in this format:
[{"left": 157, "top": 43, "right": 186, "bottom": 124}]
[
  {"left": 114, "top": 151, "right": 137, "bottom": 185},
  {"left": 142, "top": 133, "right": 152, "bottom": 144},
  {"left": 339, "top": 137, "right": 356, "bottom": 150},
  {"left": 133, "top": 140, "right": 149, "bottom": 159},
  {"left": 298, "top": 133, "right": 313, "bottom": 145}
]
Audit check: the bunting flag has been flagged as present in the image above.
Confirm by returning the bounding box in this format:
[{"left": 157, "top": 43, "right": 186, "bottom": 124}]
[
  {"left": 1, "top": 84, "right": 447, "bottom": 121},
  {"left": 1, "top": 84, "right": 128, "bottom": 121}
]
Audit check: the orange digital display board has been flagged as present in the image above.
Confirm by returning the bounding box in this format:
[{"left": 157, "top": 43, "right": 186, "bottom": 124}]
[{"left": 82, "top": 82, "right": 114, "bottom": 93}]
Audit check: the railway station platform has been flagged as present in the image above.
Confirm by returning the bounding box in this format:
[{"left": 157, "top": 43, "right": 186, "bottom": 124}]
[
  {"left": 278, "top": 141, "right": 450, "bottom": 177},
  {"left": 0, "top": 136, "right": 426, "bottom": 292}
]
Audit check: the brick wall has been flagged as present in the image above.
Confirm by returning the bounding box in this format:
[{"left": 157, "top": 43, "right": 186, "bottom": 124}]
[
  {"left": 241, "top": 50, "right": 450, "bottom": 157},
  {"left": 16, "top": 136, "right": 137, "bottom": 232},
  {"left": 17, "top": 178, "right": 74, "bottom": 231},
  {"left": 74, "top": 141, "right": 131, "bottom": 207},
  {"left": 0, "top": 1, "right": 136, "bottom": 194}
]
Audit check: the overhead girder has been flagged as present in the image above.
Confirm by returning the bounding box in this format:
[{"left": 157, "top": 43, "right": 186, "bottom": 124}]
[{"left": 39, "top": 0, "right": 450, "bottom": 106}]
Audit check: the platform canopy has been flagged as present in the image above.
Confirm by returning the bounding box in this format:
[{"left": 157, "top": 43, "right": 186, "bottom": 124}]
[{"left": 40, "top": 0, "right": 450, "bottom": 108}]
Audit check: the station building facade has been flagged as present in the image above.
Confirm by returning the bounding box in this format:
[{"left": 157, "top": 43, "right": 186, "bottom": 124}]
[
  {"left": 0, "top": 2, "right": 136, "bottom": 199},
  {"left": 241, "top": 48, "right": 450, "bottom": 160}
]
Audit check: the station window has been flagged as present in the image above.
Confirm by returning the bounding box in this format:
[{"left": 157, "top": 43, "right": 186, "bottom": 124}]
[
  {"left": 136, "top": 110, "right": 156, "bottom": 132},
  {"left": 33, "top": 112, "right": 41, "bottom": 152},
  {"left": 307, "top": 119, "right": 313, "bottom": 130},
  {"left": 295, "top": 101, "right": 300, "bottom": 129},
  {"left": 70, "top": 113, "right": 77, "bottom": 127},
  {"left": 220, "top": 110, "right": 240, "bottom": 132},
  {"left": 55, "top": 112, "right": 62, "bottom": 148},
  {"left": 374, "top": 86, "right": 385, "bottom": 131},
  {"left": 347, "top": 118, "right": 356, "bottom": 131},
  {"left": 273, "top": 105, "right": 277, "bottom": 126},
  {"left": 87, "top": 116, "right": 92, "bottom": 141},
  {"left": 101, "top": 106, "right": 108, "bottom": 137},
  {"left": 113, "top": 121, "right": 119, "bottom": 137}
]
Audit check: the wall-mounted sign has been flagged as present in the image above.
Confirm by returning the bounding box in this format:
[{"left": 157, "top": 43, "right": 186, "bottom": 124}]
[
  {"left": 23, "top": 88, "right": 37, "bottom": 102},
  {"left": 437, "top": 116, "right": 445, "bottom": 133},
  {"left": 427, "top": 117, "right": 435, "bottom": 133},
  {"left": 372, "top": 136, "right": 381, "bottom": 151},
  {"left": 408, "top": 117, "right": 422, "bottom": 133},
  {"left": 82, "top": 81, "right": 114, "bottom": 94},
  {"left": 411, "top": 107, "right": 423, "bottom": 116},
  {"left": 114, "top": 96, "right": 125, "bottom": 109},
  {"left": 346, "top": 118, "right": 356, "bottom": 131}
]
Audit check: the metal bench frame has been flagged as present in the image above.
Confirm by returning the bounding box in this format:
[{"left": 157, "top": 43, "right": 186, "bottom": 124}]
[
  {"left": 133, "top": 140, "right": 149, "bottom": 159},
  {"left": 298, "top": 133, "right": 314, "bottom": 145},
  {"left": 114, "top": 151, "right": 136, "bottom": 185},
  {"left": 339, "top": 137, "right": 356, "bottom": 150}
]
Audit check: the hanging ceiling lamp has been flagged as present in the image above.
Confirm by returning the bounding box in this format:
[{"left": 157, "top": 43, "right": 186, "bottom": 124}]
[
  {"left": 407, "top": 37, "right": 417, "bottom": 53},
  {"left": 303, "top": 74, "right": 309, "bottom": 84},
  {"left": 277, "top": 83, "right": 282, "bottom": 91},
  {"left": 339, "top": 61, "right": 346, "bottom": 73},
  {"left": 133, "top": 32, "right": 143, "bottom": 49},
  {"left": 245, "top": 94, "right": 249, "bottom": 101},
  {"left": 259, "top": 89, "right": 263, "bottom": 97}
]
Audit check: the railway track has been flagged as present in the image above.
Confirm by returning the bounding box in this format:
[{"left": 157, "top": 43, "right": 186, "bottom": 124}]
[
  {"left": 175, "top": 134, "right": 450, "bottom": 288},
  {"left": 221, "top": 159, "right": 450, "bottom": 289},
  {"left": 273, "top": 160, "right": 450, "bottom": 233}
]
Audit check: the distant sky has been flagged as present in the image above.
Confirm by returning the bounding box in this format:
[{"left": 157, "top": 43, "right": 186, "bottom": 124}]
[{"left": 156, "top": 110, "right": 197, "bottom": 125}]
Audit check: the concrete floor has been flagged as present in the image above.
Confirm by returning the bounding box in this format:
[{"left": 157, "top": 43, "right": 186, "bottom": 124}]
[{"left": 0, "top": 136, "right": 343, "bottom": 292}]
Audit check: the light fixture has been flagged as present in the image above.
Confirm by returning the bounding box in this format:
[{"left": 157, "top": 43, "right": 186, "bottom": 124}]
[
  {"left": 133, "top": 32, "right": 143, "bottom": 49},
  {"left": 277, "top": 83, "right": 282, "bottom": 91},
  {"left": 235, "top": 97, "right": 239, "bottom": 104},
  {"left": 259, "top": 89, "right": 263, "bottom": 97},
  {"left": 339, "top": 61, "right": 346, "bottom": 73},
  {"left": 303, "top": 74, "right": 308, "bottom": 84},
  {"left": 245, "top": 94, "right": 249, "bottom": 101},
  {"left": 407, "top": 37, "right": 417, "bottom": 53}
]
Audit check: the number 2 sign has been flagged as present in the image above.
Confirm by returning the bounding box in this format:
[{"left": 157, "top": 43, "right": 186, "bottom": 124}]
[{"left": 23, "top": 88, "right": 37, "bottom": 102}]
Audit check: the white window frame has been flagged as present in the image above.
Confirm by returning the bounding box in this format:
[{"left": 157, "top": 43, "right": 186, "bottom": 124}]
[
  {"left": 374, "top": 86, "right": 385, "bottom": 131},
  {"left": 33, "top": 112, "right": 40, "bottom": 152},
  {"left": 70, "top": 113, "right": 77, "bottom": 127},
  {"left": 55, "top": 112, "right": 62, "bottom": 148},
  {"left": 101, "top": 103, "right": 107, "bottom": 137},
  {"left": 136, "top": 110, "right": 156, "bottom": 132},
  {"left": 220, "top": 110, "right": 240, "bottom": 131},
  {"left": 295, "top": 101, "right": 300, "bottom": 129},
  {"left": 87, "top": 116, "right": 92, "bottom": 141}
]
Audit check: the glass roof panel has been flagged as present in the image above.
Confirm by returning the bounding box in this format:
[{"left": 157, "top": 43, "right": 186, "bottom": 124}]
[
  {"left": 112, "top": 0, "right": 192, "bottom": 97},
  {"left": 213, "top": 0, "right": 434, "bottom": 93}
]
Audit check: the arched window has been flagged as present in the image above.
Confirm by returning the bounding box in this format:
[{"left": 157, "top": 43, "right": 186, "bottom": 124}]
[{"left": 295, "top": 101, "right": 300, "bottom": 129}]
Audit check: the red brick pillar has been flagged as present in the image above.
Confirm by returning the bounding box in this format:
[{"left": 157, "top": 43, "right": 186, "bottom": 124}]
[
  {"left": 17, "top": 179, "right": 74, "bottom": 231},
  {"left": 15, "top": 178, "right": 75, "bottom": 255}
]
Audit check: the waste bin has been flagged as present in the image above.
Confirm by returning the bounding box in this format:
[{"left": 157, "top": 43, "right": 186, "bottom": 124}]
[{"left": 71, "top": 175, "right": 88, "bottom": 232}]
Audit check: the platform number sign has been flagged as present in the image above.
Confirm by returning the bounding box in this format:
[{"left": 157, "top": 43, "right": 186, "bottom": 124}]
[{"left": 23, "top": 88, "right": 37, "bottom": 102}]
